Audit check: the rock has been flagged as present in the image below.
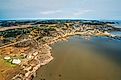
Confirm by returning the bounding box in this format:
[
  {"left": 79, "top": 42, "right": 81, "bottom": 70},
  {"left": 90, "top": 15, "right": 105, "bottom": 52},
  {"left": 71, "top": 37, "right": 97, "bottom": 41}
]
[
  {"left": 59, "top": 74, "right": 61, "bottom": 77},
  {"left": 27, "top": 55, "right": 32, "bottom": 59},
  {"left": 4, "top": 56, "right": 11, "bottom": 60},
  {"left": 12, "top": 59, "right": 21, "bottom": 64},
  {"left": 104, "top": 31, "right": 110, "bottom": 35},
  {"left": 33, "top": 52, "right": 38, "bottom": 56},
  {"left": 111, "top": 34, "right": 116, "bottom": 37},
  {"left": 25, "top": 72, "right": 30, "bottom": 77}
]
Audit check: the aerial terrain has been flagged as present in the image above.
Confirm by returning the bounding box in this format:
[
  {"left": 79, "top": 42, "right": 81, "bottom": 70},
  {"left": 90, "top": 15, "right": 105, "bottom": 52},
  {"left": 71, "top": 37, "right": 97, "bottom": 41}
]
[{"left": 0, "top": 20, "right": 121, "bottom": 80}]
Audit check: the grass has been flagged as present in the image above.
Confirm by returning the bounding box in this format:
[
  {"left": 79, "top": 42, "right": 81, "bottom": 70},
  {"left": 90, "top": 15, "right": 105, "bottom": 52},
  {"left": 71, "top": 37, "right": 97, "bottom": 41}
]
[{"left": 0, "top": 57, "right": 20, "bottom": 80}]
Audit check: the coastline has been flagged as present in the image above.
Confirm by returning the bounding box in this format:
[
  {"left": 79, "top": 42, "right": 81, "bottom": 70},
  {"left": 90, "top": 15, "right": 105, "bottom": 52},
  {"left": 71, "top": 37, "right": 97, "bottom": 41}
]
[
  {"left": 0, "top": 21, "right": 121, "bottom": 80},
  {"left": 12, "top": 30, "right": 116, "bottom": 80}
]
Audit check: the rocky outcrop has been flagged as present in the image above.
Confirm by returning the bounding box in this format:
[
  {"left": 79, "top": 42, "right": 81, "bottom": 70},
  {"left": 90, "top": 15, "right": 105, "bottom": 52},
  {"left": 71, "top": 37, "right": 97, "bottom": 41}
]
[
  {"left": 12, "top": 44, "right": 53, "bottom": 80},
  {"left": 0, "top": 20, "right": 121, "bottom": 80}
]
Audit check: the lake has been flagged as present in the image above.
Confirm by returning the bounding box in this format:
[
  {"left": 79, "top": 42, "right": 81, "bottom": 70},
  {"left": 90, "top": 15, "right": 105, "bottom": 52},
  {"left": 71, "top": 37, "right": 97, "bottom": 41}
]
[{"left": 33, "top": 36, "right": 121, "bottom": 80}]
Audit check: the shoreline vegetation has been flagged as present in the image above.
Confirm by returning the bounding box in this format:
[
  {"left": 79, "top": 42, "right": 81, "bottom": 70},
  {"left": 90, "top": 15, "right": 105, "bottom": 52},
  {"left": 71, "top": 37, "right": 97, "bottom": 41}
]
[{"left": 0, "top": 20, "right": 121, "bottom": 80}]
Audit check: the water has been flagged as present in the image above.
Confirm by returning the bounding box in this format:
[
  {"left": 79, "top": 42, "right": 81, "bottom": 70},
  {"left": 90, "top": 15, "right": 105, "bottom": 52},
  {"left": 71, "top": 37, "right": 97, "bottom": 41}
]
[
  {"left": 110, "top": 20, "right": 121, "bottom": 37},
  {"left": 110, "top": 31, "right": 121, "bottom": 37},
  {"left": 112, "top": 20, "right": 121, "bottom": 28},
  {"left": 101, "top": 20, "right": 121, "bottom": 28},
  {"left": 33, "top": 36, "right": 121, "bottom": 80}
]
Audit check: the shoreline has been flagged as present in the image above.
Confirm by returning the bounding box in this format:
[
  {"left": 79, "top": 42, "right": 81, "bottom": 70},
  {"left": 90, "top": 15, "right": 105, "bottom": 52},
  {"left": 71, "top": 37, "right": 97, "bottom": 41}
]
[
  {"left": 12, "top": 30, "right": 117, "bottom": 80},
  {"left": 0, "top": 21, "right": 120, "bottom": 80}
]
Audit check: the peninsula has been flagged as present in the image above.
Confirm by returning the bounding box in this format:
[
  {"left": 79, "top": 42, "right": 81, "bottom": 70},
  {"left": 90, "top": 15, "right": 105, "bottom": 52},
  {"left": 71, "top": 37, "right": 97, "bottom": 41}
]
[{"left": 0, "top": 20, "right": 121, "bottom": 80}]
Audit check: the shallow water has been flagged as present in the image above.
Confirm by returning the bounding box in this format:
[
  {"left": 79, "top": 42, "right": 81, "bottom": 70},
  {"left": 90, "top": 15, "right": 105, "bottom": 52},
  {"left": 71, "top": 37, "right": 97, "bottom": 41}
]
[
  {"left": 110, "top": 31, "right": 121, "bottom": 37},
  {"left": 33, "top": 36, "right": 121, "bottom": 80}
]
